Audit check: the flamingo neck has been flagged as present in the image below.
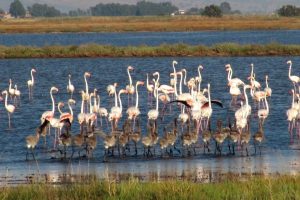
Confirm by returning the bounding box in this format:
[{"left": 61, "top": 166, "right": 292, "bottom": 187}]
[
  {"left": 288, "top": 63, "right": 292, "bottom": 78},
  {"left": 251, "top": 65, "right": 254, "bottom": 78},
  {"left": 68, "top": 76, "right": 71, "bottom": 86},
  {"left": 84, "top": 75, "right": 89, "bottom": 95},
  {"left": 146, "top": 74, "right": 149, "bottom": 88},
  {"left": 172, "top": 64, "right": 178, "bottom": 97},
  {"left": 118, "top": 91, "right": 123, "bottom": 112},
  {"left": 50, "top": 90, "right": 55, "bottom": 114},
  {"left": 227, "top": 69, "right": 231, "bottom": 82},
  {"left": 128, "top": 68, "right": 132, "bottom": 86},
  {"left": 58, "top": 104, "right": 63, "bottom": 115},
  {"left": 155, "top": 89, "right": 159, "bottom": 111},
  {"left": 31, "top": 70, "right": 34, "bottom": 85},
  {"left": 208, "top": 85, "right": 211, "bottom": 108},
  {"left": 68, "top": 102, "right": 73, "bottom": 117},
  {"left": 244, "top": 86, "right": 249, "bottom": 107},
  {"left": 265, "top": 96, "right": 269, "bottom": 112},
  {"left": 266, "top": 77, "right": 269, "bottom": 88},
  {"left": 179, "top": 73, "right": 183, "bottom": 94},
  {"left": 135, "top": 83, "right": 139, "bottom": 108},
  {"left": 80, "top": 97, "right": 84, "bottom": 113},
  {"left": 9, "top": 81, "right": 12, "bottom": 90},
  {"left": 183, "top": 70, "right": 187, "bottom": 85},
  {"left": 156, "top": 73, "right": 160, "bottom": 88}
]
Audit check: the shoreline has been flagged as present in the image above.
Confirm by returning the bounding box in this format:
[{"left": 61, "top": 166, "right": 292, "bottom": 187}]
[
  {"left": 0, "top": 16, "right": 300, "bottom": 34},
  {"left": 0, "top": 43, "right": 300, "bottom": 59}
]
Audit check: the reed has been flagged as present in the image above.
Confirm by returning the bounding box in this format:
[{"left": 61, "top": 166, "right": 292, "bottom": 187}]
[
  {"left": 0, "top": 175, "right": 299, "bottom": 200},
  {"left": 0, "top": 43, "right": 300, "bottom": 58},
  {"left": 0, "top": 15, "right": 300, "bottom": 33}
]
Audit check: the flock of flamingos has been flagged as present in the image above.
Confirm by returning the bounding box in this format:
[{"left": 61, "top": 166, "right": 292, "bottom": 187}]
[{"left": 1, "top": 60, "right": 300, "bottom": 160}]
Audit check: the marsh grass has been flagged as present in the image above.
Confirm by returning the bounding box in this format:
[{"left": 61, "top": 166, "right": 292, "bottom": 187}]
[
  {"left": 0, "top": 43, "right": 300, "bottom": 58},
  {"left": 0, "top": 16, "right": 300, "bottom": 33},
  {"left": 0, "top": 175, "right": 300, "bottom": 200}
]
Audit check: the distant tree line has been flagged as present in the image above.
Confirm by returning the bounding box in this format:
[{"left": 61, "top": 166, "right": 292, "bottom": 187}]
[
  {"left": 186, "top": 2, "right": 241, "bottom": 17},
  {"left": 90, "top": 1, "right": 178, "bottom": 16},
  {"left": 6, "top": 0, "right": 300, "bottom": 19},
  {"left": 278, "top": 5, "right": 300, "bottom": 17}
]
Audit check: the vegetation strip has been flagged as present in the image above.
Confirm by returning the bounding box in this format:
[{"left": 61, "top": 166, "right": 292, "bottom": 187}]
[
  {"left": 1, "top": 175, "right": 300, "bottom": 199},
  {"left": 0, "top": 43, "right": 300, "bottom": 58},
  {"left": 1, "top": 16, "right": 300, "bottom": 33}
]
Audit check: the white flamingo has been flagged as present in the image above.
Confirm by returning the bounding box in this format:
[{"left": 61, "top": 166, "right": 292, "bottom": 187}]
[
  {"left": 225, "top": 64, "right": 244, "bottom": 87},
  {"left": 41, "top": 87, "right": 58, "bottom": 124},
  {"left": 257, "top": 94, "right": 269, "bottom": 124},
  {"left": 8, "top": 79, "right": 15, "bottom": 98},
  {"left": 14, "top": 84, "right": 21, "bottom": 105},
  {"left": 109, "top": 89, "right": 127, "bottom": 130},
  {"left": 67, "top": 74, "right": 75, "bottom": 99},
  {"left": 2, "top": 90, "right": 15, "bottom": 129},
  {"left": 287, "top": 60, "right": 300, "bottom": 92},
  {"left": 148, "top": 88, "right": 159, "bottom": 121},
  {"left": 287, "top": 89, "right": 299, "bottom": 133},
  {"left": 127, "top": 81, "right": 144, "bottom": 122},
  {"left": 27, "top": 68, "right": 36, "bottom": 99},
  {"left": 97, "top": 95, "right": 108, "bottom": 128},
  {"left": 126, "top": 66, "right": 135, "bottom": 104},
  {"left": 264, "top": 75, "right": 272, "bottom": 97}
]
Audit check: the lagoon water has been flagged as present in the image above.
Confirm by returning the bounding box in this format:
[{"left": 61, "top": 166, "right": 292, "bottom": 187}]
[
  {"left": 0, "top": 30, "right": 299, "bottom": 47},
  {"left": 0, "top": 56, "right": 300, "bottom": 184}
]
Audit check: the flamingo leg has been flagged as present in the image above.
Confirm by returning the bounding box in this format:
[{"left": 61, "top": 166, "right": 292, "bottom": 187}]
[{"left": 8, "top": 113, "right": 11, "bottom": 129}]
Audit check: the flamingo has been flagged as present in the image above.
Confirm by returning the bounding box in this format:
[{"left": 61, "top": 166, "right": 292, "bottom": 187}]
[
  {"left": 287, "top": 60, "right": 300, "bottom": 92},
  {"left": 177, "top": 71, "right": 193, "bottom": 102},
  {"left": 82, "top": 72, "right": 91, "bottom": 112},
  {"left": 257, "top": 94, "right": 269, "bottom": 124},
  {"left": 67, "top": 74, "right": 75, "bottom": 99},
  {"left": 249, "top": 64, "right": 261, "bottom": 89},
  {"left": 126, "top": 81, "right": 144, "bottom": 126},
  {"left": 200, "top": 83, "right": 213, "bottom": 130},
  {"left": 8, "top": 79, "right": 15, "bottom": 98},
  {"left": 126, "top": 66, "right": 135, "bottom": 105},
  {"left": 27, "top": 68, "right": 36, "bottom": 99},
  {"left": 196, "top": 65, "right": 203, "bottom": 93},
  {"left": 264, "top": 75, "right": 272, "bottom": 97},
  {"left": 77, "top": 90, "right": 87, "bottom": 127},
  {"left": 108, "top": 89, "right": 127, "bottom": 130},
  {"left": 85, "top": 92, "right": 97, "bottom": 127},
  {"left": 153, "top": 72, "right": 175, "bottom": 95},
  {"left": 59, "top": 99, "right": 76, "bottom": 124},
  {"left": 41, "top": 87, "right": 58, "bottom": 124},
  {"left": 235, "top": 84, "right": 252, "bottom": 122},
  {"left": 2, "top": 90, "right": 15, "bottom": 129},
  {"left": 14, "top": 84, "right": 21, "bottom": 105},
  {"left": 148, "top": 88, "right": 159, "bottom": 121},
  {"left": 97, "top": 95, "right": 108, "bottom": 128},
  {"left": 225, "top": 64, "right": 244, "bottom": 87},
  {"left": 107, "top": 83, "right": 117, "bottom": 96},
  {"left": 287, "top": 89, "right": 298, "bottom": 134}
]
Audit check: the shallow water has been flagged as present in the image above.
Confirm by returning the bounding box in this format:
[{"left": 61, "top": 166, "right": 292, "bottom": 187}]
[
  {"left": 0, "top": 56, "right": 299, "bottom": 183},
  {"left": 0, "top": 30, "right": 299, "bottom": 47}
]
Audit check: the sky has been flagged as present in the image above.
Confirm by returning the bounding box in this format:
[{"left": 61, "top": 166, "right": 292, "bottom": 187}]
[{"left": 1, "top": 0, "right": 300, "bottom": 13}]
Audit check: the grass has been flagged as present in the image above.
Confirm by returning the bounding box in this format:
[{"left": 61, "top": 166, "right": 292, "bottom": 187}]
[
  {"left": 0, "top": 15, "right": 300, "bottom": 33},
  {"left": 0, "top": 43, "right": 300, "bottom": 58},
  {"left": 0, "top": 175, "right": 300, "bottom": 199}
]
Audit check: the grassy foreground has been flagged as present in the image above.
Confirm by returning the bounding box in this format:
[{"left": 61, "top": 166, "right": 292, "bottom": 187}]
[
  {"left": 0, "top": 16, "right": 300, "bottom": 33},
  {"left": 0, "top": 43, "right": 300, "bottom": 58},
  {"left": 0, "top": 175, "right": 300, "bottom": 200}
]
